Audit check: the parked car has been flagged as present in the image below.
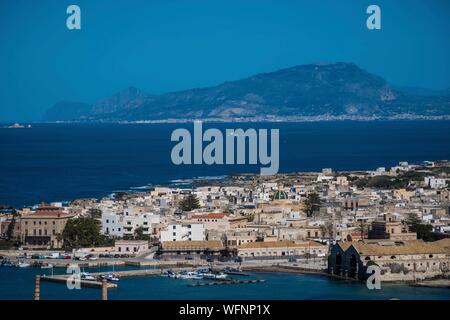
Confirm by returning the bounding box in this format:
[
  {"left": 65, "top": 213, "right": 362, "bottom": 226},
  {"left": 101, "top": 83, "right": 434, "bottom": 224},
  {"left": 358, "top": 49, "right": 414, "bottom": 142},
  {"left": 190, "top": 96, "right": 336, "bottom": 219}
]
[
  {"left": 206, "top": 257, "right": 214, "bottom": 262},
  {"left": 184, "top": 256, "right": 194, "bottom": 260},
  {"left": 234, "top": 257, "right": 243, "bottom": 263}
]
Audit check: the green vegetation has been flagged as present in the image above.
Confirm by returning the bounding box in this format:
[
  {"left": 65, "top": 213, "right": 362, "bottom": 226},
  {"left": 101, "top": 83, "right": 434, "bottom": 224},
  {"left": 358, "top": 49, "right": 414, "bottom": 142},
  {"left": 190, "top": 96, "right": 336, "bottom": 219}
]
[
  {"left": 304, "top": 192, "right": 322, "bottom": 217},
  {"left": 5, "top": 209, "right": 17, "bottom": 241},
  {"left": 131, "top": 226, "right": 150, "bottom": 241},
  {"left": 87, "top": 208, "right": 102, "bottom": 219},
  {"left": 406, "top": 213, "right": 434, "bottom": 241},
  {"left": 319, "top": 222, "right": 334, "bottom": 238},
  {"left": 62, "top": 217, "right": 113, "bottom": 249},
  {"left": 353, "top": 175, "right": 408, "bottom": 189},
  {"left": 179, "top": 194, "right": 201, "bottom": 212}
]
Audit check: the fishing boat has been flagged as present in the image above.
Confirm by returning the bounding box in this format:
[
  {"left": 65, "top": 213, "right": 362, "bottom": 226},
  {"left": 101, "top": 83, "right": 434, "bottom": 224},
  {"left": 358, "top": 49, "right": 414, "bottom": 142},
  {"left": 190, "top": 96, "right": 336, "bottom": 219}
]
[
  {"left": 18, "top": 261, "right": 31, "bottom": 268},
  {"left": 80, "top": 272, "right": 96, "bottom": 281},
  {"left": 163, "top": 270, "right": 177, "bottom": 278},
  {"left": 202, "top": 272, "right": 228, "bottom": 280},
  {"left": 175, "top": 271, "right": 203, "bottom": 280},
  {"left": 0, "top": 260, "right": 16, "bottom": 267},
  {"left": 100, "top": 273, "right": 120, "bottom": 282}
]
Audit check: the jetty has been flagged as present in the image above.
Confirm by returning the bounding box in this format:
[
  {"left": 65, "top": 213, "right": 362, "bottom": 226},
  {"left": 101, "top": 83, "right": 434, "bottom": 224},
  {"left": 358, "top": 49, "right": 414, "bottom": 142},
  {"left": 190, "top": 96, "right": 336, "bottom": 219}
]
[
  {"left": 40, "top": 275, "right": 117, "bottom": 288},
  {"left": 188, "top": 279, "right": 266, "bottom": 286}
]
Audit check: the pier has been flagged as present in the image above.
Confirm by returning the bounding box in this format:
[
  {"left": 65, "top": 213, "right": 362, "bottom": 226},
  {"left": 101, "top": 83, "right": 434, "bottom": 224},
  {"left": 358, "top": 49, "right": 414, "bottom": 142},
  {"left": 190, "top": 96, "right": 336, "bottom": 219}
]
[
  {"left": 188, "top": 279, "right": 266, "bottom": 286},
  {"left": 40, "top": 275, "right": 118, "bottom": 288}
]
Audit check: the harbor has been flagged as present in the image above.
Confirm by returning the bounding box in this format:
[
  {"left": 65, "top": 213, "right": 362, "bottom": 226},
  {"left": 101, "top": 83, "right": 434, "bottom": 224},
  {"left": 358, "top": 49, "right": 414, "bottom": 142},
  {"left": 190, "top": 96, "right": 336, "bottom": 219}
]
[{"left": 2, "top": 265, "right": 450, "bottom": 300}]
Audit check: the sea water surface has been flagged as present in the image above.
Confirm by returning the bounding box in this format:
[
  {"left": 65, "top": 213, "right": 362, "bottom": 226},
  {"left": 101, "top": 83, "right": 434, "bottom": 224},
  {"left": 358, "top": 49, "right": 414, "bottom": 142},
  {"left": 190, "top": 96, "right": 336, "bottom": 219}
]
[
  {"left": 1, "top": 121, "right": 450, "bottom": 207},
  {"left": 1, "top": 266, "right": 450, "bottom": 300}
]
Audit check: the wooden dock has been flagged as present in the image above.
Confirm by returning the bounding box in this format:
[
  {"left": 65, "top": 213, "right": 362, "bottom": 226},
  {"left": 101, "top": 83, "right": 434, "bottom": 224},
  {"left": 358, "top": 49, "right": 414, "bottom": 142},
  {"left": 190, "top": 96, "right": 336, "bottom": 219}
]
[{"left": 188, "top": 279, "right": 266, "bottom": 287}]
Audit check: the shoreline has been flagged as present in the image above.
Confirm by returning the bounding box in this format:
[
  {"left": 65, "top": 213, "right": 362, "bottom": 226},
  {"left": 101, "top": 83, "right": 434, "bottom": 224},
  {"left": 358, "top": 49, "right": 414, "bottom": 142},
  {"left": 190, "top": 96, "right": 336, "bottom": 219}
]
[{"left": 3, "top": 118, "right": 450, "bottom": 126}]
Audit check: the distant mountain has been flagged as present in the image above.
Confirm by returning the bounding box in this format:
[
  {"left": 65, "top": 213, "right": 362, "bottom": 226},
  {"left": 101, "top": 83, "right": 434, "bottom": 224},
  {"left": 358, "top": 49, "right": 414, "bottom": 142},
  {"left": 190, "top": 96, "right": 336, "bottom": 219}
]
[
  {"left": 44, "top": 101, "right": 92, "bottom": 121},
  {"left": 43, "top": 62, "right": 450, "bottom": 122},
  {"left": 394, "top": 86, "right": 450, "bottom": 97}
]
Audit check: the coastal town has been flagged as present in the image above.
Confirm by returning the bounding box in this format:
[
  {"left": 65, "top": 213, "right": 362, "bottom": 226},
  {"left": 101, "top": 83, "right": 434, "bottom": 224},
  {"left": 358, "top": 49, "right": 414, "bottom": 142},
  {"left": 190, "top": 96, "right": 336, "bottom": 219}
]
[{"left": 1, "top": 160, "right": 450, "bottom": 289}]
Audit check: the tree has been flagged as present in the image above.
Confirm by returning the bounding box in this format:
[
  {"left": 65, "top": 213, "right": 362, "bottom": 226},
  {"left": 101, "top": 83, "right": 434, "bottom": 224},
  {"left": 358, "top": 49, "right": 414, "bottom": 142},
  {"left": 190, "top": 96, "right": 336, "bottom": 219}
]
[
  {"left": 406, "top": 213, "right": 433, "bottom": 241},
  {"left": 179, "top": 194, "right": 201, "bottom": 212},
  {"left": 134, "top": 226, "right": 150, "bottom": 241},
  {"left": 5, "top": 209, "right": 17, "bottom": 241},
  {"left": 304, "top": 192, "right": 321, "bottom": 217},
  {"left": 87, "top": 208, "right": 102, "bottom": 219},
  {"left": 320, "top": 222, "right": 334, "bottom": 239},
  {"left": 6, "top": 218, "right": 16, "bottom": 241},
  {"left": 62, "top": 217, "right": 110, "bottom": 249},
  {"left": 355, "top": 220, "right": 369, "bottom": 240}
]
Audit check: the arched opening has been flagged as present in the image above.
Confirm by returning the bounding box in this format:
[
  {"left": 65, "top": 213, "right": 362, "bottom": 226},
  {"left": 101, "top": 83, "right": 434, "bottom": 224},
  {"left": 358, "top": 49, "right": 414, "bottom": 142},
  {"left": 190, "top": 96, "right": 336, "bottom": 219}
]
[
  {"left": 335, "top": 252, "right": 342, "bottom": 275},
  {"left": 349, "top": 254, "right": 357, "bottom": 278}
]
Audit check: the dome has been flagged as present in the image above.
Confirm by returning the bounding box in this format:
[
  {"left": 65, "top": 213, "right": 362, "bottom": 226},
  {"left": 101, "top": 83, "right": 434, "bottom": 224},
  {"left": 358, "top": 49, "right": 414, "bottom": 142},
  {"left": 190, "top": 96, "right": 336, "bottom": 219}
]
[{"left": 273, "top": 190, "right": 288, "bottom": 200}]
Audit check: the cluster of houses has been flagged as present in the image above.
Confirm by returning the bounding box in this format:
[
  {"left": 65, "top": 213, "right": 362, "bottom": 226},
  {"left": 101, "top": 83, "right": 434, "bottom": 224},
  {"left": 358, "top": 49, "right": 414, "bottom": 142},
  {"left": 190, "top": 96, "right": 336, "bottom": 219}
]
[{"left": 1, "top": 160, "right": 450, "bottom": 282}]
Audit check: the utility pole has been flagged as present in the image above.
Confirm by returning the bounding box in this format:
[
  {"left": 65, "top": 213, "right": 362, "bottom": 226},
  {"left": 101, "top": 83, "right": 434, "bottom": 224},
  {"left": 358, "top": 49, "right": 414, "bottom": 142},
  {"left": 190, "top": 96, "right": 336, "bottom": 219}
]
[
  {"left": 34, "top": 275, "right": 40, "bottom": 300},
  {"left": 101, "top": 279, "right": 108, "bottom": 300}
]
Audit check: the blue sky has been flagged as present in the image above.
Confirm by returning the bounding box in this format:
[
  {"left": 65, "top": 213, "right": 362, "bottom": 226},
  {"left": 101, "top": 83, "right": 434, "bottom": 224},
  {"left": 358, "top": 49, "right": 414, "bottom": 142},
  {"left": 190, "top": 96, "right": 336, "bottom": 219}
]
[{"left": 0, "top": 0, "right": 449, "bottom": 121}]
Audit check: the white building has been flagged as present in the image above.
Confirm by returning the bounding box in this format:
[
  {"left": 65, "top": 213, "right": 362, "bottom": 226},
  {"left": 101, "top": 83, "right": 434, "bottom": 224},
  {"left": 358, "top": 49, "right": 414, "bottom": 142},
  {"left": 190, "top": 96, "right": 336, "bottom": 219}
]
[
  {"left": 160, "top": 223, "right": 205, "bottom": 242},
  {"left": 123, "top": 211, "right": 161, "bottom": 236},
  {"left": 101, "top": 212, "right": 124, "bottom": 238},
  {"left": 424, "top": 176, "right": 447, "bottom": 189}
]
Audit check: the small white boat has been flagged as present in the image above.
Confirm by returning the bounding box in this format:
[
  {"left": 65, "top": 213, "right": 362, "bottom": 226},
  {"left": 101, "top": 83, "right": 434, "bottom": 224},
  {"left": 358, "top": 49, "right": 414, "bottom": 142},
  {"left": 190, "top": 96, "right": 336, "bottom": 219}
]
[
  {"left": 41, "top": 263, "right": 53, "bottom": 269},
  {"left": 213, "top": 273, "right": 228, "bottom": 279},
  {"left": 176, "top": 272, "right": 203, "bottom": 280},
  {"left": 18, "top": 262, "right": 31, "bottom": 268},
  {"left": 101, "top": 273, "right": 119, "bottom": 282},
  {"left": 80, "top": 272, "right": 95, "bottom": 281},
  {"left": 202, "top": 272, "right": 228, "bottom": 280},
  {"left": 163, "top": 270, "right": 177, "bottom": 278}
]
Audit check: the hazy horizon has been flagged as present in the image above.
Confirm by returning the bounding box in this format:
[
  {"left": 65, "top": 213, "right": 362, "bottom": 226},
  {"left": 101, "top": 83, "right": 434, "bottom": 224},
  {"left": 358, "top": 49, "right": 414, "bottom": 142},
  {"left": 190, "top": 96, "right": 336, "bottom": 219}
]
[{"left": 1, "top": 0, "right": 449, "bottom": 122}]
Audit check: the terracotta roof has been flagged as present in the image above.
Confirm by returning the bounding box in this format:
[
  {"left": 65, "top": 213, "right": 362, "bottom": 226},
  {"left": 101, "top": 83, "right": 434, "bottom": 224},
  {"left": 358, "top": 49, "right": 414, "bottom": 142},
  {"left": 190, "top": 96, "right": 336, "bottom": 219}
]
[
  {"left": 37, "top": 203, "right": 60, "bottom": 210},
  {"left": 238, "top": 240, "right": 326, "bottom": 249},
  {"left": 191, "top": 213, "right": 227, "bottom": 219},
  {"left": 23, "top": 210, "right": 74, "bottom": 219},
  {"left": 351, "top": 240, "right": 450, "bottom": 256},
  {"left": 162, "top": 240, "right": 224, "bottom": 250}
]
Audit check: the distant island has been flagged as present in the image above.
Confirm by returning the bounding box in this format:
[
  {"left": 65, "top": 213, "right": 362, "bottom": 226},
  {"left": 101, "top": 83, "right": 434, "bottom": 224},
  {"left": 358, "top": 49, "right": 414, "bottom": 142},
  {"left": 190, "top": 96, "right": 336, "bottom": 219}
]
[
  {"left": 43, "top": 62, "right": 450, "bottom": 122},
  {"left": 2, "top": 123, "right": 32, "bottom": 129}
]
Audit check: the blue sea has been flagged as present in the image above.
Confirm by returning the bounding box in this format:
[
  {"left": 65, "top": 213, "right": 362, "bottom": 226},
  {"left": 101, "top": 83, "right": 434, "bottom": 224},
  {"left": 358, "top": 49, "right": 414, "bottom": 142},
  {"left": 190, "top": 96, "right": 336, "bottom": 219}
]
[
  {"left": 1, "top": 121, "right": 450, "bottom": 207},
  {"left": 1, "top": 266, "right": 450, "bottom": 300}
]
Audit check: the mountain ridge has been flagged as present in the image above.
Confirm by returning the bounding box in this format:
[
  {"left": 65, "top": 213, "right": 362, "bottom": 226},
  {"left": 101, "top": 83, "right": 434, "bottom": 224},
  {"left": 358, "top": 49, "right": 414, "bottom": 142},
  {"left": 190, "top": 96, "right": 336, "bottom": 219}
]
[{"left": 43, "top": 62, "right": 450, "bottom": 122}]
